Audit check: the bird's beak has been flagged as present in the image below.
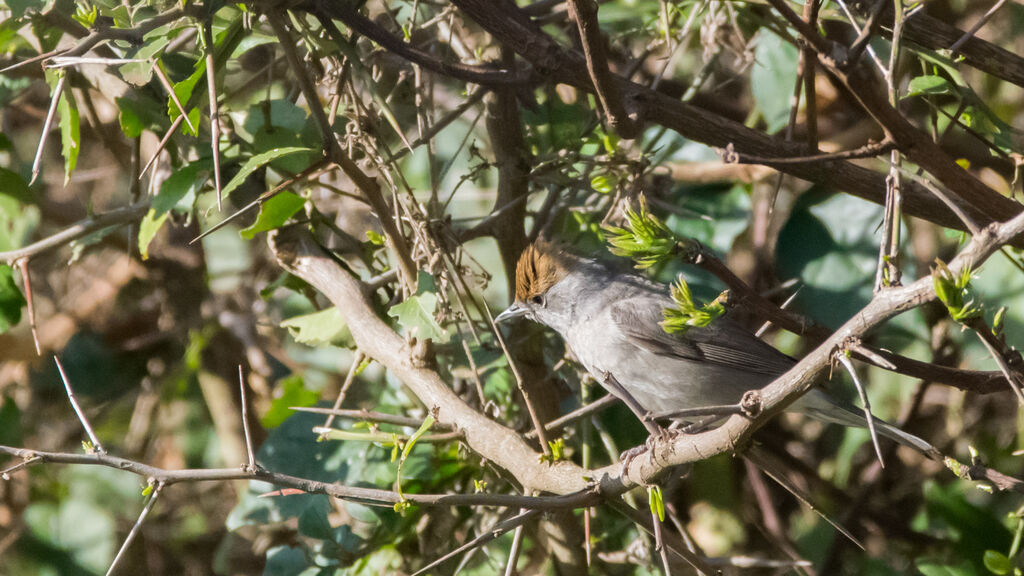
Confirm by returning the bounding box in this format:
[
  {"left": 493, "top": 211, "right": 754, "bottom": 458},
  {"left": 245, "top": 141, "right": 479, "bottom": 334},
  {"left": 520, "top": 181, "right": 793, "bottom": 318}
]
[{"left": 495, "top": 302, "right": 528, "bottom": 323}]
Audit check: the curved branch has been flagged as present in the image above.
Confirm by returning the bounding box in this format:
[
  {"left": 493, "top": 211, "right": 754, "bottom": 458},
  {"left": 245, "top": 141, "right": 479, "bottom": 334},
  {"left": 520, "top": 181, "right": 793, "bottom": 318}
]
[
  {"left": 268, "top": 225, "right": 590, "bottom": 494},
  {"left": 270, "top": 215, "right": 1024, "bottom": 500},
  {"left": 601, "top": 213, "right": 1024, "bottom": 489}
]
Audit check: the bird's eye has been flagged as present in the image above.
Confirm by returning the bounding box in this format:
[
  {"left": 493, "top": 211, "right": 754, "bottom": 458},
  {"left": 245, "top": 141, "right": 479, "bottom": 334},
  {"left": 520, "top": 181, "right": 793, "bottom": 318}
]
[{"left": 530, "top": 294, "right": 545, "bottom": 306}]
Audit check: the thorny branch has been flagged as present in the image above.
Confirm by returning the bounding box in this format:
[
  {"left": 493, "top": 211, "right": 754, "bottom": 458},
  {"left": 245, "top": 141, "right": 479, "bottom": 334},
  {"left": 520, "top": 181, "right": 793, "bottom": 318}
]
[{"left": 267, "top": 214, "right": 1024, "bottom": 494}]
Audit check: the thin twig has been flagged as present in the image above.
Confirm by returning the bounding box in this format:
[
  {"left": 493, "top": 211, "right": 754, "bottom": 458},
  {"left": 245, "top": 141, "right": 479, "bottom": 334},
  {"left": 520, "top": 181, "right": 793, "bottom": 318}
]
[
  {"left": 650, "top": 404, "right": 745, "bottom": 421},
  {"left": 504, "top": 513, "right": 526, "bottom": 576},
  {"left": 30, "top": 73, "right": 66, "bottom": 186},
  {"left": 105, "top": 483, "right": 163, "bottom": 576},
  {"left": 54, "top": 356, "right": 106, "bottom": 454},
  {"left": 138, "top": 114, "right": 184, "bottom": 182},
  {"left": 411, "top": 509, "right": 541, "bottom": 576},
  {"left": 844, "top": 0, "right": 887, "bottom": 68},
  {"left": 189, "top": 157, "right": 329, "bottom": 245},
  {"left": 292, "top": 406, "right": 452, "bottom": 430},
  {"left": 602, "top": 372, "right": 662, "bottom": 437},
  {"left": 0, "top": 444, "right": 605, "bottom": 507},
  {"left": 972, "top": 328, "right": 1024, "bottom": 405},
  {"left": 651, "top": 498, "right": 672, "bottom": 575},
  {"left": 323, "top": 351, "right": 365, "bottom": 429},
  {"left": 728, "top": 138, "right": 895, "bottom": 165},
  {"left": 238, "top": 366, "right": 256, "bottom": 471},
  {"left": 153, "top": 62, "right": 197, "bottom": 135},
  {"left": 17, "top": 258, "right": 41, "bottom": 356},
  {"left": 834, "top": 352, "right": 884, "bottom": 468},
  {"left": 566, "top": 0, "right": 638, "bottom": 137},
  {"left": 525, "top": 394, "right": 619, "bottom": 438},
  {"left": 744, "top": 447, "right": 866, "bottom": 550},
  {"left": 950, "top": 0, "right": 1010, "bottom": 55},
  {"left": 273, "top": 11, "right": 418, "bottom": 290},
  {"left": 203, "top": 16, "right": 223, "bottom": 210},
  {"left": 486, "top": 301, "right": 551, "bottom": 456},
  {"left": 876, "top": 0, "right": 905, "bottom": 290},
  {"left": 0, "top": 455, "right": 41, "bottom": 480}
]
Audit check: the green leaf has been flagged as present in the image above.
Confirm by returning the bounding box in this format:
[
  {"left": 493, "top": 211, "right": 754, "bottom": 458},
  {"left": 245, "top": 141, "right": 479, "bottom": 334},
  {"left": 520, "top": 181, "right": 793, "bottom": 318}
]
[
  {"left": 387, "top": 292, "right": 449, "bottom": 343},
  {"left": 220, "top": 147, "right": 313, "bottom": 202},
  {"left": 260, "top": 375, "right": 319, "bottom": 429},
  {"left": 58, "top": 87, "right": 80, "bottom": 185},
  {"left": 116, "top": 95, "right": 168, "bottom": 139},
  {"left": 118, "top": 104, "right": 145, "bottom": 139},
  {"left": 662, "top": 276, "right": 726, "bottom": 335},
  {"left": 297, "top": 501, "right": 333, "bottom": 540},
  {"left": 118, "top": 36, "right": 170, "bottom": 86},
  {"left": 138, "top": 161, "right": 210, "bottom": 260},
  {"left": 0, "top": 167, "right": 33, "bottom": 204},
  {"left": 0, "top": 265, "right": 26, "bottom": 333},
  {"left": 751, "top": 29, "right": 799, "bottom": 134},
  {"left": 932, "top": 259, "right": 982, "bottom": 322},
  {"left": 985, "top": 550, "right": 1012, "bottom": 575},
  {"left": 137, "top": 211, "right": 170, "bottom": 261},
  {"left": 240, "top": 192, "right": 305, "bottom": 240},
  {"left": 602, "top": 198, "right": 681, "bottom": 269},
  {"left": 590, "top": 174, "right": 614, "bottom": 194},
  {"left": 906, "top": 75, "right": 955, "bottom": 97},
  {"left": 280, "top": 307, "right": 354, "bottom": 348},
  {"left": 648, "top": 485, "right": 665, "bottom": 523}
]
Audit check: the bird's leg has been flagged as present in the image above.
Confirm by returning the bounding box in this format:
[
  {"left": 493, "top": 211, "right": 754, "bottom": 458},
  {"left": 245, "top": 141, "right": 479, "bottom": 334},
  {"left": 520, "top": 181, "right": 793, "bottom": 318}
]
[
  {"left": 601, "top": 372, "right": 674, "bottom": 472},
  {"left": 651, "top": 403, "right": 745, "bottom": 421},
  {"left": 600, "top": 372, "right": 666, "bottom": 438},
  {"left": 679, "top": 415, "right": 727, "bottom": 435}
]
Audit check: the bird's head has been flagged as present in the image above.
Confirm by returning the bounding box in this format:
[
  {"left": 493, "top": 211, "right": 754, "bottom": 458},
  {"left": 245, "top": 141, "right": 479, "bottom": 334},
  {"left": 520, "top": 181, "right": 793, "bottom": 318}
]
[{"left": 495, "top": 241, "right": 578, "bottom": 328}]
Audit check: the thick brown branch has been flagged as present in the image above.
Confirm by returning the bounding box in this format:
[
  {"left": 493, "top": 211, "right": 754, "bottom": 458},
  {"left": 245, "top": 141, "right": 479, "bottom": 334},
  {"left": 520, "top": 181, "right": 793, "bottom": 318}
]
[
  {"left": 763, "top": 0, "right": 1017, "bottom": 228},
  {"left": 566, "top": 0, "right": 639, "bottom": 138},
  {"left": 883, "top": 5, "right": 1024, "bottom": 89},
  {"left": 448, "top": 0, "right": 1013, "bottom": 236},
  {"left": 268, "top": 225, "right": 588, "bottom": 494}
]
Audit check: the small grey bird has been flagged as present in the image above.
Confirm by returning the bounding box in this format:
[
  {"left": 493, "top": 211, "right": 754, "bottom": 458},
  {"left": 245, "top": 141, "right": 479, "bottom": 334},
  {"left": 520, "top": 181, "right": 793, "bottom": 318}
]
[{"left": 495, "top": 241, "right": 937, "bottom": 458}]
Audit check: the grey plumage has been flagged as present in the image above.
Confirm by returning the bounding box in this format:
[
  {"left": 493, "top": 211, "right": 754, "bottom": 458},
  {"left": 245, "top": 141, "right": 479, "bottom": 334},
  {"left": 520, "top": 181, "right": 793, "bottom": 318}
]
[{"left": 497, "top": 243, "right": 938, "bottom": 458}]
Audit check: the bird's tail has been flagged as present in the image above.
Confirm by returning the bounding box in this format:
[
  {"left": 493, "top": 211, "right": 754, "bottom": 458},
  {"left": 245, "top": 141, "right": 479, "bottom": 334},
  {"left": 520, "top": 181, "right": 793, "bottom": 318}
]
[{"left": 797, "top": 391, "right": 941, "bottom": 460}]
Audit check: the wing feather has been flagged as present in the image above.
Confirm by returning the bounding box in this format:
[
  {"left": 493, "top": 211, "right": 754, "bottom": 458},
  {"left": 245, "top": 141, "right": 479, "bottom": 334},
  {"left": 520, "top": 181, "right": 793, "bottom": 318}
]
[{"left": 609, "top": 298, "right": 795, "bottom": 377}]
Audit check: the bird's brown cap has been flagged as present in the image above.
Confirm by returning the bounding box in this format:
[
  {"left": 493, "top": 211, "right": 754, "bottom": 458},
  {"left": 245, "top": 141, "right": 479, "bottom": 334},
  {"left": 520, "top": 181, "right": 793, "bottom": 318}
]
[{"left": 514, "top": 241, "right": 573, "bottom": 301}]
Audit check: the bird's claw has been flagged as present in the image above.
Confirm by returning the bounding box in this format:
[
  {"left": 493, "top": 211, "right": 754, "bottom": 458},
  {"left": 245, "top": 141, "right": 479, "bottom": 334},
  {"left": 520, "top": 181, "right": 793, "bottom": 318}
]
[{"left": 619, "top": 427, "right": 679, "bottom": 477}]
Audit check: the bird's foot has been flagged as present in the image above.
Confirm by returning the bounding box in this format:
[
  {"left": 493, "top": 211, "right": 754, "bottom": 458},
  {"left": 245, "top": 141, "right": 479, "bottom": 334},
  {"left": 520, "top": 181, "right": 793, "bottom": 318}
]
[{"left": 619, "top": 427, "right": 679, "bottom": 476}]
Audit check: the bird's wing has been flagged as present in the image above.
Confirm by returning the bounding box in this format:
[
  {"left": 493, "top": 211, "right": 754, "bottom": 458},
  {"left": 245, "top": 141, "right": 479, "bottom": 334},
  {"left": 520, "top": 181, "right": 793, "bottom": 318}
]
[
  {"left": 608, "top": 299, "right": 704, "bottom": 361},
  {"left": 609, "top": 298, "right": 795, "bottom": 377}
]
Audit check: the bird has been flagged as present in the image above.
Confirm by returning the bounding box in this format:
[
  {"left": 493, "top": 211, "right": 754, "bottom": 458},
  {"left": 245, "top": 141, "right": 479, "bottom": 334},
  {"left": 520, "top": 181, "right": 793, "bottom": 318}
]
[{"left": 494, "top": 241, "right": 939, "bottom": 459}]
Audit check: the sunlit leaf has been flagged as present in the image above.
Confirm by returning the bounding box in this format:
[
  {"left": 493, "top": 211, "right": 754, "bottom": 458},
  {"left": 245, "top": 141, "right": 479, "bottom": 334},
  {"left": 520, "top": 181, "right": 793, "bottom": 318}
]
[
  {"left": 240, "top": 191, "right": 305, "bottom": 240},
  {"left": 387, "top": 292, "right": 448, "bottom": 343},
  {"left": 220, "top": 147, "right": 313, "bottom": 201},
  {"left": 58, "top": 88, "right": 79, "bottom": 185},
  {"left": 280, "top": 307, "right": 354, "bottom": 348}
]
